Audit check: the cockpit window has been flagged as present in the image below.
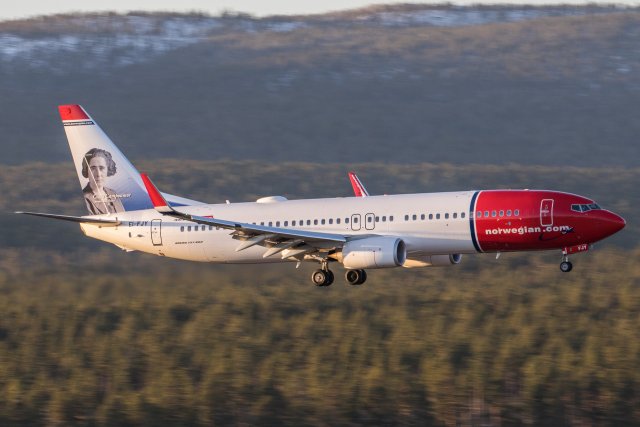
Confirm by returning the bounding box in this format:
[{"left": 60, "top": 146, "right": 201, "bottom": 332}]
[{"left": 571, "top": 203, "right": 601, "bottom": 213}]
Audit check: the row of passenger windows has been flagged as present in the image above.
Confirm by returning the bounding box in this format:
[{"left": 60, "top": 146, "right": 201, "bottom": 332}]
[
  {"left": 181, "top": 225, "right": 213, "bottom": 232},
  {"left": 404, "top": 212, "right": 466, "bottom": 221},
  {"left": 179, "top": 209, "right": 522, "bottom": 232},
  {"left": 255, "top": 216, "right": 392, "bottom": 227},
  {"left": 475, "top": 209, "right": 520, "bottom": 218}
]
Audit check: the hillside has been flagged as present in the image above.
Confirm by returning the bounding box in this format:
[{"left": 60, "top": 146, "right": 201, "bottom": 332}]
[{"left": 1, "top": 5, "right": 639, "bottom": 166}]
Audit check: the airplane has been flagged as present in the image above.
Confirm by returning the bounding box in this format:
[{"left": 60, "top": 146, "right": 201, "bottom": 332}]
[{"left": 17, "top": 105, "right": 626, "bottom": 286}]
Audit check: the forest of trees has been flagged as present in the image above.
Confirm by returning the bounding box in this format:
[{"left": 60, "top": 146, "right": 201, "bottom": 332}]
[
  {"left": 0, "top": 161, "right": 637, "bottom": 425},
  {"left": 0, "top": 247, "right": 638, "bottom": 426}
]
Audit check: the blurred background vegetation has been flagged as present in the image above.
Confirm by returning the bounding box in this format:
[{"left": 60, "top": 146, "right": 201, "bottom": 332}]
[{"left": 1, "top": 4, "right": 639, "bottom": 426}]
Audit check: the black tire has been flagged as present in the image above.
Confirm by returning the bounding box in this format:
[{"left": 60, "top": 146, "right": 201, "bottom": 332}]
[
  {"left": 312, "top": 270, "right": 327, "bottom": 286},
  {"left": 324, "top": 270, "right": 334, "bottom": 286},
  {"left": 357, "top": 269, "right": 367, "bottom": 284},
  {"left": 560, "top": 261, "right": 573, "bottom": 273},
  {"left": 345, "top": 269, "right": 361, "bottom": 285}
]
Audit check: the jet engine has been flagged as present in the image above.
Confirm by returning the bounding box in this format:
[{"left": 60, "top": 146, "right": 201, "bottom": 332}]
[
  {"left": 339, "top": 237, "right": 406, "bottom": 269},
  {"left": 403, "top": 254, "right": 463, "bottom": 268}
]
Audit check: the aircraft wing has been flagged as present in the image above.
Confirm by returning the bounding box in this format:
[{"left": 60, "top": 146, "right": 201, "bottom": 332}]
[{"left": 140, "top": 174, "right": 348, "bottom": 259}]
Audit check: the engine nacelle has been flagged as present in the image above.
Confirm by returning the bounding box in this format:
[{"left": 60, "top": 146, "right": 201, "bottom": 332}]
[
  {"left": 340, "top": 237, "right": 406, "bottom": 269},
  {"left": 403, "top": 254, "right": 463, "bottom": 268}
]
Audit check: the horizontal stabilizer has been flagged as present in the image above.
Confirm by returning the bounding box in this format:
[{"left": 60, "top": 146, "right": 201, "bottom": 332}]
[{"left": 16, "top": 211, "right": 121, "bottom": 226}]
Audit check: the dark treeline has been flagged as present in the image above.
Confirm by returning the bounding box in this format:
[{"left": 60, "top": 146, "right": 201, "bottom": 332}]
[{"left": 0, "top": 247, "right": 638, "bottom": 426}]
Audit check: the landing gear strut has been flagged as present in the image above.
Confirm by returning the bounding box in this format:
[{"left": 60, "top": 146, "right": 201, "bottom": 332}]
[
  {"left": 345, "top": 269, "right": 367, "bottom": 286},
  {"left": 312, "top": 259, "right": 334, "bottom": 286},
  {"left": 560, "top": 254, "right": 573, "bottom": 273}
]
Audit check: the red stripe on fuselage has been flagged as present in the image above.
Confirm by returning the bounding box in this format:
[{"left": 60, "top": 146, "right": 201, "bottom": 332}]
[{"left": 474, "top": 190, "right": 593, "bottom": 252}]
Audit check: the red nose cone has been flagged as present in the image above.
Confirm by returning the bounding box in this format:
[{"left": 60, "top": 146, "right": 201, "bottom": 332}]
[{"left": 601, "top": 211, "right": 626, "bottom": 237}]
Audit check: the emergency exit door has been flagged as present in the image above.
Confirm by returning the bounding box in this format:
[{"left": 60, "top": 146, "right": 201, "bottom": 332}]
[
  {"left": 151, "top": 219, "right": 162, "bottom": 246},
  {"left": 540, "top": 199, "right": 554, "bottom": 227}
]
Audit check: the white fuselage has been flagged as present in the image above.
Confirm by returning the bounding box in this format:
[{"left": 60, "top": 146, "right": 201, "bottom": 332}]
[{"left": 81, "top": 191, "right": 478, "bottom": 263}]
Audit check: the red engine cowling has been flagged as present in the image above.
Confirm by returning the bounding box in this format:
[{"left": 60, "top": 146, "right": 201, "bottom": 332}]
[
  {"left": 341, "top": 237, "right": 407, "bottom": 269},
  {"left": 403, "top": 254, "right": 463, "bottom": 268}
]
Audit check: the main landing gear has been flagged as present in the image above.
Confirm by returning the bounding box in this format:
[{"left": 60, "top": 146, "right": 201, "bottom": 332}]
[
  {"left": 312, "top": 259, "right": 334, "bottom": 287},
  {"left": 345, "top": 269, "right": 367, "bottom": 286},
  {"left": 311, "top": 260, "right": 368, "bottom": 286}
]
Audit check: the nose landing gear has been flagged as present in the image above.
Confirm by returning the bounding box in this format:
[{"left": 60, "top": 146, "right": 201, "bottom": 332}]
[
  {"left": 560, "top": 253, "right": 573, "bottom": 273},
  {"left": 312, "top": 259, "right": 334, "bottom": 286}
]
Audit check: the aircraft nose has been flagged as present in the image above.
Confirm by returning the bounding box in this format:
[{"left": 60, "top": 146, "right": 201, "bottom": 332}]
[{"left": 600, "top": 211, "right": 626, "bottom": 237}]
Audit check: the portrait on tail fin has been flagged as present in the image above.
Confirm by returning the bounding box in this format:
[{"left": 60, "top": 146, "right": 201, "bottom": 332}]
[{"left": 81, "top": 148, "right": 125, "bottom": 215}]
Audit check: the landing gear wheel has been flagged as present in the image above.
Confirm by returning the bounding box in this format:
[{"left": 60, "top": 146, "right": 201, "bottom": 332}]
[
  {"left": 312, "top": 269, "right": 334, "bottom": 286},
  {"left": 560, "top": 261, "right": 573, "bottom": 273},
  {"left": 345, "top": 269, "right": 367, "bottom": 285},
  {"left": 312, "top": 270, "right": 327, "bottom": 286},
  {"left": 324, "top": 270, "right": 334, "bottom": 286}
]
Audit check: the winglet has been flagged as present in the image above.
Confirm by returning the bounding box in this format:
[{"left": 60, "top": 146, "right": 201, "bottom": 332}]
[
  {"left": 348, "top": 171, "right": 369, "bottom": 197},
  {"left": 140, "top": 174, "right": 175, "bottom": 213}
]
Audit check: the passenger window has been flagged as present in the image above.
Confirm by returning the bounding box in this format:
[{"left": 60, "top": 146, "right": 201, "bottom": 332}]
[
  {"left": 499, "top": 210, "right": 504, "bottom": 217},
  {"left": 375, "top": 216, "right": 379, "bottom": 222},
  {"left": 321, "top": 219, "right": 325, "bottom": 225},
  {"left": 461, "top": 212, "right": 465, "bottom": 219},
  {"left": 284, "top": 221, "right": 288, "bottom": 227},
  {"left": 329, "top": 218, "right": 333, "bottom": 224},
  {"left": 260, "top": 222, "right": 264, "bottom": 226},
  {"left": 491, "top": 211, "right": 497, "bottom": 217},
  {"left": 390, "top": 216, "right": 394, "bottom": 222},
  {"left": 507, "top": 210, "right": 512, "bottom": 217},
  {"left": 421, "top": 214, "right": 425, "bottom": 220},
  {"left": 382, "top": 216, "right": 386, "bottom": 222},
  {"left": 354, "top": 217, "right": 359, "bottom": 223},
  {"left": 269, "top": 222, "right": 273, "bottom": 227},
  {"left": 514, "top": 209, "right": 520, "bottom": 216},
  {"left": 345, "top": 218, "right": 350, "bottom": 224},
  {"left": 453, "top": 213, "right": 457, "bottom": 219},
  {"left": 292, "top": 220, "right": 296, "bottom": 226},
  {"left": 436, "top": 213, "right": 440, "bottom": 219},
  {"left": 445, "top": 213, "right": 449, "bottom": 219},
  {"left": 476, "top": 211, "right": 482, "bottom": 218},
  {"left": 314, "top": 220, "right": 318, "bottom": 225},
  {"left": 405, "top": 215, "right": 409, "bottom": 221},
  {"left": 485, "top": 211, "right": 489, "bottom": 217},
  {"left": 180, "top": 226, "right": 184, "bottom": 232},
  {"left": 276, "top": 221, "right": 280, "bottom": 227},
  {"left": 202, "top": 225, "right": 205, "bottom": 231},
  {"left": 429, "top": 214, "right": 433, "bottom": 220},
  {"left": 367, "top": 216, "right": 372, "bottom": 223},
  {"left": 337, "top": 218, "right": 341, "bottom": 224},
  {"left": 307, "top": 220, "right": 311, "bottom": 226},
  {"left": 187, "top": 226, "right": 191, "bottom": 232}
]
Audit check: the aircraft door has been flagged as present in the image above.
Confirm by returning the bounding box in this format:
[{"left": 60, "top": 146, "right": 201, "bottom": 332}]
[
  {"left": 365, "top": 213, "right": 375, "bottom": 230},
  {"left": 151, "top": 219, "right": 162, "bottom": 246},
  {"left": 351, "top": 214, "right": 361, "bottom": 231},
  {"left": 540, "top": 199, "right": 554, "bottom": 227}
]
